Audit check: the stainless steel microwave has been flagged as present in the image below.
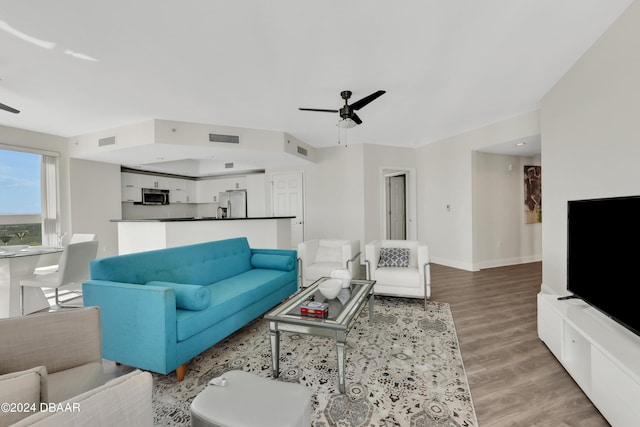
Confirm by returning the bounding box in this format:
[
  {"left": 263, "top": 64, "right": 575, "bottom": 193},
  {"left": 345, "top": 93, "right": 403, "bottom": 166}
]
[{"left": 141, "top": 188, "right": 170, "bottom": 205}]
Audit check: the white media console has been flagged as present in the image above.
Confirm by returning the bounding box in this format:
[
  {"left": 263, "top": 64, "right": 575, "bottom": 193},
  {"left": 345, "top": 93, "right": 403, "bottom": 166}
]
[{"left": 537, "top": 293, "right": 640, "bottom": 427}]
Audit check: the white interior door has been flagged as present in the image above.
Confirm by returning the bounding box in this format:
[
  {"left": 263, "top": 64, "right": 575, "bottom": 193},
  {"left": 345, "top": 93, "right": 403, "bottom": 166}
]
[
  {"left": 386, "top": 174, "right": 406, "bottom": 240},
  {"left": 271, "top": 172, "right": 304, "bottom": 248}
]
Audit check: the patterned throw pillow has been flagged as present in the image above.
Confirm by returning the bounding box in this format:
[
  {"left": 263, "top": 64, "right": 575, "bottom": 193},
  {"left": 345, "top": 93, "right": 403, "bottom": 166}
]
[{"left": 378, "top": 247, "right": 410, "bottom": 267}]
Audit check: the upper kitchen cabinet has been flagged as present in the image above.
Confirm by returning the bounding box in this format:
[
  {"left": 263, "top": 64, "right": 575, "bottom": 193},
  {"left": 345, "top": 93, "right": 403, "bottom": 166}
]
[
  {"left": 139, "top": 174, "right": 168, "bottom": 190},
  {"left": 167, "top": 177, "right": 195, "bottom": 203},
  {"left": 121, "top": 172, "right": 142, "bottom": 202},
  {"left": 224, "top": 177, "right": 246, "bottom": 191}
]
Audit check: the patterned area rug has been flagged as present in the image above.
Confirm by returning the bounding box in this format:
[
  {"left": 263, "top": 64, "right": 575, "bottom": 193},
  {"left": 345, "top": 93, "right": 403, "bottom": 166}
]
[{"left": 152, "top": 297, "right": 477, "bottom": 426}]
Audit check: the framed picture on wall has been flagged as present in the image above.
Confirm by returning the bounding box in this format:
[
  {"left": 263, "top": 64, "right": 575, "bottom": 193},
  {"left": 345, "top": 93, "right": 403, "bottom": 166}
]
[{"left": 524, "top": 165, "right": 541, "bottom": 223}]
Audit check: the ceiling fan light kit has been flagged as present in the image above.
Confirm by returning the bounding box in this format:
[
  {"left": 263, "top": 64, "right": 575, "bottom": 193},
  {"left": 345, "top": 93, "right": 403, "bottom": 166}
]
[{"left": 336, "top": 118, "right": 357, "bottom": 129}]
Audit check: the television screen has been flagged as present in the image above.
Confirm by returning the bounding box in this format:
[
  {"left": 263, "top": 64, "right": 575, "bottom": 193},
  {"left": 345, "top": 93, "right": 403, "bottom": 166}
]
[{"left": 567, "top": 195, "right": 640, "bottom": 337}]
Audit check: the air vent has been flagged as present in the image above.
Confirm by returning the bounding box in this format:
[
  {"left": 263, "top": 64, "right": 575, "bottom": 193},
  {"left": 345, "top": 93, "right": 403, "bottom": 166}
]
[
  {"left": 297, "top": 146, "right": 308, "bottom": 156},
  {"left": 98, "top": 136, "right": 116, "bottom": 147},
  {"left": 209, "top": 133, "right": 240, "bottom": 144},
  {"left": 225, "top": 162, "right": 234, "bottom": 169}
]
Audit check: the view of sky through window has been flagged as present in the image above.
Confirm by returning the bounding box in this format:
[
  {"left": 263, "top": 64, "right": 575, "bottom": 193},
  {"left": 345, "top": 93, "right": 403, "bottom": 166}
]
[{"left": 0, "top": 149, "right": 41, "bottom": 215}]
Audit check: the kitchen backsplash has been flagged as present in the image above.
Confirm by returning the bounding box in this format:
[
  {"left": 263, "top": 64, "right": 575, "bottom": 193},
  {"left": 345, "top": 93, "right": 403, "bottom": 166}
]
[{"left": 121, "top": 202, "right": 220, "bottom": 220}]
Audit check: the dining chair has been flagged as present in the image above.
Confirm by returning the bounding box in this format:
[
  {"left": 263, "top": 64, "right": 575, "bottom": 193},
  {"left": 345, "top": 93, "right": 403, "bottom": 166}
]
[
  {"left": 34, "top": 233, "right": 97, "bottom": 275},
  {"left": 20, "top": 240, "right": 99, "bottom": 314}
]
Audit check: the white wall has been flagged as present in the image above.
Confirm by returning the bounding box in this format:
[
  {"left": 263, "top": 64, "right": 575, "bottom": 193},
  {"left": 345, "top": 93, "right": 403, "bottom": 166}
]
[
  {"left": 540, "top": 0, "right": 640, "bottom": 295},
  {"left": 416, "top": 111, "right": 541, "bottom": 270},
  {"left": 473, "top": 152, "right": 542, "bottom": 269},
  {"left": 68, "top": 159, "right": 122, "bottom": 257}
]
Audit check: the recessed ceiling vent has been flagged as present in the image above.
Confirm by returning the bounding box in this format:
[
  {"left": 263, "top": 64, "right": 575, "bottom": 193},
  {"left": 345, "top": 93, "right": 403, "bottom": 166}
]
[
  {"left": 98, "top": 136, "right": 116, "bottom": 147},
  {"left": 225, "top": 162, "right": 234, "bottom": 169},
  {"left": 297, "top": 146, "right": 308, "bottom": 156},
  {"left": 209, "top": 133, "right": 240, "bottom": 144}
]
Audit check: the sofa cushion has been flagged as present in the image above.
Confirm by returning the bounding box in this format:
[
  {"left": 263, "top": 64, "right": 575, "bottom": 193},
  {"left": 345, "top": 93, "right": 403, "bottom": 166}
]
[
  {"left": 90, "top": 238, "right": 253, "bottom": 285},
  {"left": 146, "top": 281, "right": 211, "bottom": 311},
  {"left": 314, "top": 245, "right": 342, "bottom": 263},
  {"left": 250, "top": 253, "right": 295, "bottom": 271},
  {"left": 378, "top": 247, "right": 410, "bottom": 267},
  {"left": 0, "top": 366, "right": 47, "bottom": 425},
  {"left": 174, "top": 269, "right": 295, "bottom": 341},
  {"left": 375, "top": 266, "right": 420, "bottom": 288},
  {"left": 304, "top": 262, "right": 342, "bottom": 281},
  {"left": 47, "top": 361, "right": 105, "bottom": 404}
]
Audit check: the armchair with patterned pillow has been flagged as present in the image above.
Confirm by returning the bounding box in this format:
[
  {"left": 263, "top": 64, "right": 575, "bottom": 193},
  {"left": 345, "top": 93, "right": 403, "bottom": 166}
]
[{"left": 364, "top": 240, "right": 431, "bottom": 309}]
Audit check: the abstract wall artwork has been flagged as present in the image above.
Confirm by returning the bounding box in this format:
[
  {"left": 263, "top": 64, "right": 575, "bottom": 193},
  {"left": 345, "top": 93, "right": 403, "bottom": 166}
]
[{"left": 524, "top": 165, "right": 541, "bottom": 224}]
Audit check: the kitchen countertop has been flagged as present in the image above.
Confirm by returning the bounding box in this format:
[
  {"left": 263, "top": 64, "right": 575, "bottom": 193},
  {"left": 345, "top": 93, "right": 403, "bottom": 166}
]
[{"left": 111, "top": 216, "right": 294, "bottom": 222}]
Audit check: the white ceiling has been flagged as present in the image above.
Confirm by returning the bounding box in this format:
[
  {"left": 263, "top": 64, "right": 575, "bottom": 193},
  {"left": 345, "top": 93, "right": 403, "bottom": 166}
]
[{"left": 0, "top": 0, "right": 633, "bottom": 172}]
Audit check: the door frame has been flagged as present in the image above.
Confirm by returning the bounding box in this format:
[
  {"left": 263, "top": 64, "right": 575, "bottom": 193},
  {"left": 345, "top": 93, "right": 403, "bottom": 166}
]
[{"left": 380, "top": 167, "right": 417, "bottom": 241}]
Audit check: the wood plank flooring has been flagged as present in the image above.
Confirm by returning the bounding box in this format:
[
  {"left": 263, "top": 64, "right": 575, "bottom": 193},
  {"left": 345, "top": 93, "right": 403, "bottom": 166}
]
[{"left": 431, "top": 262, "right": 610, "bottom": 427}]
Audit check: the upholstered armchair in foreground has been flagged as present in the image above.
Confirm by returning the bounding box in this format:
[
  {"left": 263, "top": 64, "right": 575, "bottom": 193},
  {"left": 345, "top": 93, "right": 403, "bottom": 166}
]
[
  {"left": 0, "top": 307, "right": 105, "bottom": 425},
  {"left": 298, "top": 239, "right": 361, "bottom": 287},
  {"left": 364, "top": 240, "right": 431, "bottom": 309}
]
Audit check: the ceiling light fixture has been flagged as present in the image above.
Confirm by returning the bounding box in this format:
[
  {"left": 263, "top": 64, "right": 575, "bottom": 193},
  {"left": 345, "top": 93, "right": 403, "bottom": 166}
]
[
  {"left": 336, "top": 118, "right": 357, "bottom": 129},
  {"left": 516, "top": 142, "right": 526, "bottom": 146}
]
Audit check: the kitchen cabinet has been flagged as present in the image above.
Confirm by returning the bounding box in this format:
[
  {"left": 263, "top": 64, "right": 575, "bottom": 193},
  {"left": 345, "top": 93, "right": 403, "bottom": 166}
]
[
  {"left": 139, "top": 174, "right": 168, "bottom": 190},
  {"left": 167, "top": 177, "right": 195, "bottom": 203},
  {"left": 121, "top": 172, "right": 141, "bottom": 202},
  {"left": 224, "top": 177, "right": 246, "bottom": 191},
  {"left": 196, "top": 179, "right": 223, "bottom": 203}
]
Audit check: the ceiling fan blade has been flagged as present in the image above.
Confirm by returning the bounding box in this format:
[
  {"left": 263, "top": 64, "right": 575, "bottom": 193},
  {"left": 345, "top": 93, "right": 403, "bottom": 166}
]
[
  {"left": 0, "top": 102, "right": 20, "bottom": 114},
  {"left": 299, "top": 108, "right": 339, "bottom": 113},
  {"left": 350, "top": 90, "right": 386, "bottom": 111},
  {"left": 351, "top": 113, "right": 362, "bottom": 125}
]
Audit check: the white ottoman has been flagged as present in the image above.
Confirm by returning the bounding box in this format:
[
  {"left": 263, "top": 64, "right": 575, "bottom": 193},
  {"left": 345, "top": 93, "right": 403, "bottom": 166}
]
[{"left": 190, "top": 370, "right": 312, "bottom": 427}]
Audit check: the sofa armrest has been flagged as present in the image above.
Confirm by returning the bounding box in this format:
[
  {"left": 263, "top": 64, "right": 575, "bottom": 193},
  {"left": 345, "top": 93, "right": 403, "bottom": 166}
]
[
  {"left": 364, "top": 241, "right": 381, "bottom": 280},
  {"left": 296, "top": 240, "right": 318, "bottom": 268},
  {"left": 0, "top": 307, "right": 102, "bottom": 377},
  {"left": 82, "top": 280, "right": 178, "bottom": 375}
]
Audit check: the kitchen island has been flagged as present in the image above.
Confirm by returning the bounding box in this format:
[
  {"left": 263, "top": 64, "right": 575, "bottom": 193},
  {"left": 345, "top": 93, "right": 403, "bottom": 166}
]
[{"left": 112, "top": 216, "right": 294, "bottom": 254}]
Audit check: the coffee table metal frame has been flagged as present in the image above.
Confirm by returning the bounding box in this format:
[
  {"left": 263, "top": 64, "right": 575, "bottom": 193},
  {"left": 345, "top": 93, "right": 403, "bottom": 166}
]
[{"left": 264, "top": 276, "right": 375, "bottom": 393}]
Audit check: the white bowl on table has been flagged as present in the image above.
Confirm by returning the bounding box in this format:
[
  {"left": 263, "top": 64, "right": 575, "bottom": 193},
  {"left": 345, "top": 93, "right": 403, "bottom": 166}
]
[{"left": 318, "top": 278, "right": 342, "bottom": 300}]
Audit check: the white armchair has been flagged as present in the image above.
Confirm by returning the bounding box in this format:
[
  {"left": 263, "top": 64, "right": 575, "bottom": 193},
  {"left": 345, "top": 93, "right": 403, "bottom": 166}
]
[
  {"left": 297, "top": 239, "right": 361, "bottom": 287},
  {"left": 364, "top": 240, "right": 431, "bottom": 309}
]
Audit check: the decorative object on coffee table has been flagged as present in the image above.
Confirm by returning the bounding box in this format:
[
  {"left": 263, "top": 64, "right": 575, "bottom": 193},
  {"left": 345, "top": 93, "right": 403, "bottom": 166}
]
[
  {"left": 330, "top": 268, "right": 352, "bottom": 288},
  {"left": 318, "top": 278, "right": 342, "bottom": 299}
]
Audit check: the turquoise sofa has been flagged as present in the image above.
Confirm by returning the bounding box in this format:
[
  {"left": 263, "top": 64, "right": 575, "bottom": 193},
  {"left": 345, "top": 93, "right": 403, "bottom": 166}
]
[{"left": 82, "top": 237, "right": 297, "bottom": 381}]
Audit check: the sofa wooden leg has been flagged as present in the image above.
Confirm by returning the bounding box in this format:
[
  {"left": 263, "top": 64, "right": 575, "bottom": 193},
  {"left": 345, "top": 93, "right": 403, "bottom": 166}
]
[{"left": 176, "top": 364, "right": 187, "bottom": 382}]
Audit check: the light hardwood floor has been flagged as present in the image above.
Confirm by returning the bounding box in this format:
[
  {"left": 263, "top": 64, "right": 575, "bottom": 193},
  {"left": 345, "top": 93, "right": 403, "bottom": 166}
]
[{"left": 430, "top": 262, "right": 610, "bottom": 427}]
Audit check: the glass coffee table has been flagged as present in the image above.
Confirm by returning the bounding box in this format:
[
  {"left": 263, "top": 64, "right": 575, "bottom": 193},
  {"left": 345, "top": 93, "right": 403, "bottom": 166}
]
[{"left": 264, "top": 276, "right": 376, "bottom": 393}]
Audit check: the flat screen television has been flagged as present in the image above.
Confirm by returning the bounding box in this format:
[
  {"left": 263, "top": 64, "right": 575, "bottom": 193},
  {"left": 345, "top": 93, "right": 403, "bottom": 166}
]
[{"left": 567, "top": 195, "right": 640, "bottom": 337}]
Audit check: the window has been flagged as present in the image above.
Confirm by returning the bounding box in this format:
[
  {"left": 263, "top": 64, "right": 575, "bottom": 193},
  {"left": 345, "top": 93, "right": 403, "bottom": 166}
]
[{"left": 0, "top": 147, "right": 59, "bottom": 246}]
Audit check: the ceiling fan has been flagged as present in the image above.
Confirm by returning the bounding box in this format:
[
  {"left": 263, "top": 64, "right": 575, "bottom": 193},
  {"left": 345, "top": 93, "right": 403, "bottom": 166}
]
[
  {"left": 299, "top": 90, "right": 385, "bottom": 128},
  {"left": 0, "top": 102, "right": 20, "bottom": 114}
]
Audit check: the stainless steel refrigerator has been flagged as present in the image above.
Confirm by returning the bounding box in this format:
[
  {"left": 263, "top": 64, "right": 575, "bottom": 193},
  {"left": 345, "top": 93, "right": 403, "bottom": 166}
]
[{"left": 218, "top": 190, "right": 247, "bottom": 218}]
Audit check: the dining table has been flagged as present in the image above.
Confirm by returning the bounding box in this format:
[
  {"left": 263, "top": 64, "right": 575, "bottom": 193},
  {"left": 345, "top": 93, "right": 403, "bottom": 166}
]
[{"left": 0, "top": 245, "right": 63, "bottom": 318}]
